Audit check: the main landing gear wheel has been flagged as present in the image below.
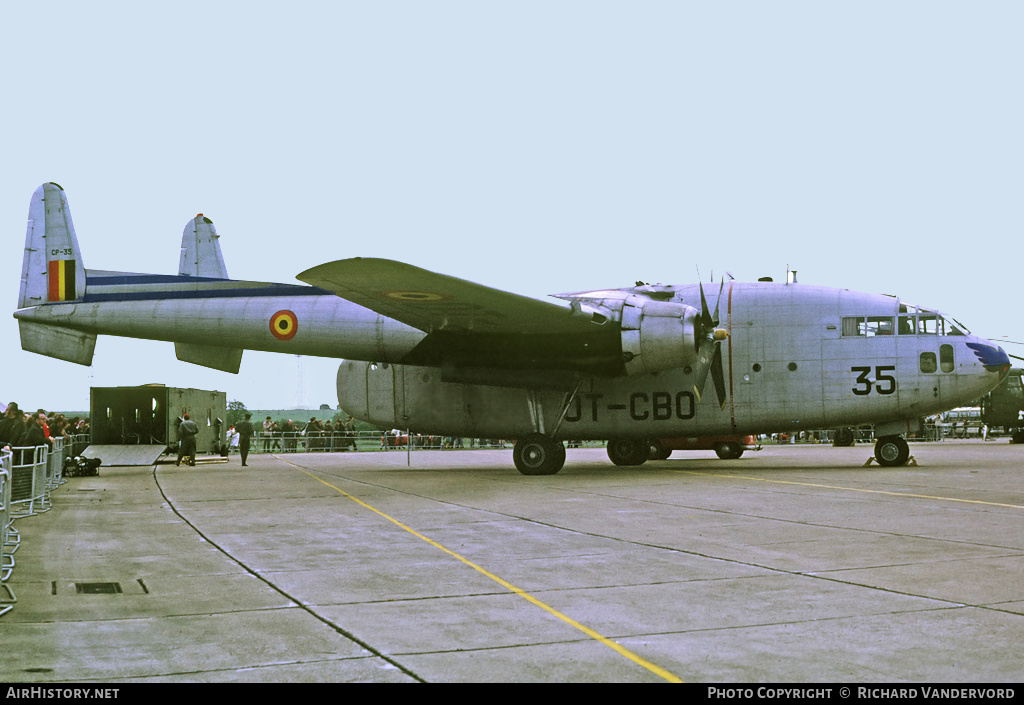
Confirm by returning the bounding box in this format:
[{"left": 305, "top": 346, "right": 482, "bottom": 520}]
[
  {"left": 648, "top": 441, "right": 672, "bottom": 461},
  {"left": 714, "top": 441, "right": 744, "bottom": 460},
  {"left": 874, "top": 435, "right": 910, "bottom": 467},
  {"left": 833, "top": 427, "right": 856, "bottom": 447},
  {"left": 513, "top": 434, "right": 566, "bottom": 476},
  {"left": 607, "top": 438, "right": 649, "bottom": 466}
]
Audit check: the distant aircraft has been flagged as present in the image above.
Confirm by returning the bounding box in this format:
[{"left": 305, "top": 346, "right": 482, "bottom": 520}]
[
  {"left": 15, "top": 183, "right": 1012, "bottom": 473},
  {"left": 981, "top": 368, "right": 1024, "bottom": 443}
]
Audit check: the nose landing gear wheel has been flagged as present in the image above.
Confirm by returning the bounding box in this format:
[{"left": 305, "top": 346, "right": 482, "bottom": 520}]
[
  {"left": 513, "top": 434, "right": 566, "bottom": 475},
  {"left": 874, "top": 435, "right": 910, "bottom": 467}
]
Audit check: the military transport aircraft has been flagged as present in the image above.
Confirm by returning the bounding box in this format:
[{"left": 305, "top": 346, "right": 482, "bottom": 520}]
[
  {"left": 15, "top": 183, "right": 1013, "bottom": 474},
  {"left": 981, "top": 367, "right": 1024, "bottom": 443}
]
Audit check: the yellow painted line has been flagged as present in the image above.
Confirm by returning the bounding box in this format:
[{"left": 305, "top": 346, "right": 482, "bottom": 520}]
[
  {"left": 275, "top": 456, "right": 683, "bottom": 683},
  {"left": 673, "top": 470, "right": 1024, "bottom": 510}
]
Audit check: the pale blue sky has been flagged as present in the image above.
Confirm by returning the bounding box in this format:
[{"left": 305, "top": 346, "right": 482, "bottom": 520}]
[{"left": 3, "top": 2, "right": 1022, "bottom": 411}]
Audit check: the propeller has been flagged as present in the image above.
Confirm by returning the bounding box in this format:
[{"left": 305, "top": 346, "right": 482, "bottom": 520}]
[
  {"left": 990, "top": 338, "right": 1024, "bottom": 363},
  {"left": 693, "top": 279, "right": 729, "bottom": 408}
]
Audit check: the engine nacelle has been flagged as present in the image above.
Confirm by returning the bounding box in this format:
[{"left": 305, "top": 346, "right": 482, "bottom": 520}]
[{"left": 619, "top": 296, "right": 701, "bottom": 376}]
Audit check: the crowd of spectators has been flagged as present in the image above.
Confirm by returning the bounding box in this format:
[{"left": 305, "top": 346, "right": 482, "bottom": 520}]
[
  {"left": 227, "top": 415, "right": 358, "bottom": 453},
  {"left": 0, "top": 401, "right": 90, "bottom": 454}
]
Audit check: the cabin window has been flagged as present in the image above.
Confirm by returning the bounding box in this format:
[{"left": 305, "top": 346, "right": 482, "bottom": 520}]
[
  {"left": 940, "top": 344, "right": 954, "bottom": 373},
  {"left": 920, "top": 352, "right": 937, "bottom": 373},
  {"left": 842, "top": 317, "right": 862, "bottom": 336}
]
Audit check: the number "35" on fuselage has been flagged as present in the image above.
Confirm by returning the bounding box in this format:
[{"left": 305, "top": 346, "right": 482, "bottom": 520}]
[{"left": 851, "top": 365, "right": 896, "bottom": 396}]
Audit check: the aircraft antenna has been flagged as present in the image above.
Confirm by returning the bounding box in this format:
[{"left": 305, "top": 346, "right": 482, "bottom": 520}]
[{"left": 294, "top": 355, "right": 308, "bottom": 409}]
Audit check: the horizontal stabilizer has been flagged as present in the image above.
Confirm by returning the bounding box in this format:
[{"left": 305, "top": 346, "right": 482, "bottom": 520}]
[
  {"left": 175, "top": 342, "right": 243, "bottom": 373},
  {"left": 19, "top": 320, "right": 96, "bottom": 366}
]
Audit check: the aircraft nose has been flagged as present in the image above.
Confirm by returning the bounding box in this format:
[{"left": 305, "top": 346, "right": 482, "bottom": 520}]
[{"left": 967, "top": 341, "right": 1012, "bottom": 378}]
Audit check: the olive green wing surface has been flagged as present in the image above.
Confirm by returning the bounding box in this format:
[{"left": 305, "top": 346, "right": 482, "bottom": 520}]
[
  {"left": 297, "top": 258, "right": 621, "bottom": 374},
  {"left": 298, "top": 258, "right": 594, "bottom": 335}
]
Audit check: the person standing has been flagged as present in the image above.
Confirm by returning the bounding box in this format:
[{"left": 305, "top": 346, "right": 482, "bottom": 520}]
[
  {"left": 0, "top": 403, "right": 24, "bottom": 448},
  {"left": 21, "top": 412, "right": 50, "bottom": 448},
  {"left": 177, "top": 414, "right": 200, "bottom": 467},
  {"left": 344, "top": 416, "right": 356, "bottom": 451},
  {"left": 270, "top": 420, "right": 281, "bottom": 451},
  {"left": 237, "top": 413, "right": 255, "bottom": 466},
  {"left": 281, "top": 419, "right": 295, "bottom": 451},
  {"left": 262, "top": 416, "right": 274, "bottom": 451}
]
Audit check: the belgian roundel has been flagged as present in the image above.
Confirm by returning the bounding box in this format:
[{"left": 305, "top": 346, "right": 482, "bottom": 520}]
[{"left": 270, "top": 310, "right": 298, "bottom": 341}]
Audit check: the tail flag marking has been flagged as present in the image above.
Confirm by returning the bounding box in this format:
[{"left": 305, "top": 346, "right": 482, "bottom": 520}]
[{"left": 47, "top": 258, "right": 77, "bottom": 302}]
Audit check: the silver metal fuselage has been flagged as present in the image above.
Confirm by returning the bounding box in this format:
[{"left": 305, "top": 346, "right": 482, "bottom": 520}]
[
  {"left": 18, "top": 273, "right": 1003, "bottom": 440},
  {"left": 335, "top": 281, "right": 1006, "bottom": 439},
  {"left": 15, "top": 271, "right": 426, "bottom": 361}
]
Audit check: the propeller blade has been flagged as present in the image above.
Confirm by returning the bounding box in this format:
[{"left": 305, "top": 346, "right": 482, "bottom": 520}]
[
  {"left": 694, "top": 278, "right": 729, "bottom": 406},
  {"left": 699, "top": 281, "right": 713, "bottom": 329},
  {"left": 711, "top": 344, "right": 727, "bottom": 409},
  {"left": 712, "top": 279, "right": 724, "bottom": 326},
  {"left": 692, "top": 341, "right": 715, "bottom": 401}
]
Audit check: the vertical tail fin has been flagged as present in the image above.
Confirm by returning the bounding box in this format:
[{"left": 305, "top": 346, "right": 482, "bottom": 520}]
[
  {"left": 175, "top": 213, "right": 242, "bottom": 371},
  {"left": 19, "top": 182, "right": 87, "bottom": 307},
  {"left": 179, "top": 214, "right": 228, "bottom": 278},
  {"left": 17, "top": 183, "right": 96, "bottom": 365}
]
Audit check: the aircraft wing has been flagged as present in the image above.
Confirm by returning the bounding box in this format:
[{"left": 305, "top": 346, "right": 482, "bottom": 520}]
[
  {"left": 297, "top": 258, "right": 596, "bottom": 335},
  {"left": 297, "top": 258, "right": 622, "bottom": 375}
]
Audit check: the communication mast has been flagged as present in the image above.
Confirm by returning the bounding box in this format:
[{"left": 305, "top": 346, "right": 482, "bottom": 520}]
[{"left": 294, "top": 355, "right": 308, "bottom": 409}]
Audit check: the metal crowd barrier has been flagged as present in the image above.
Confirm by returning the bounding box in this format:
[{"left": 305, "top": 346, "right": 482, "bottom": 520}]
[
  {"left": 9, "top": 445, "right": 50, "bottom": 518},
  {"left": 1, "top": 438, "right": 77, "bottom": 619},
  {"left": 769, "top": 424, "right": 943, "bottom": 445},
  {"left": 2, "top": 451, "right": 12, "bottom": 577},
  {"left": 244, "top": 428, "right": 956, "bottom": 455},
  {"left": 46, "top": 436, "right": 67, "bottom": 492},
  {"left": 250, "top": 430, "right": 366, "bottom": 453},
  {"left": 1, "top": 450, "right": 16, "bottom": 615},
  {"left": 65, "top": 433, "right": 90, "bottom": 458},
  {"left": 248, "top": 431, "right": 512, "bottom": 454}
]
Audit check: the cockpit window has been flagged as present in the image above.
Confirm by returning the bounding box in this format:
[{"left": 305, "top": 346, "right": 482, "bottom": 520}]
[
  {"left": 842, "top": 316, "right": 895, "bottom": 336},
  {"left": 918, "top": 315, "right": 940, "bottom": 335},
  {"left": 866, "top": 317, "right": 894, "bottom": 336},
  {"left": 945, "top": 316, "right": 969, "bottom": 335},
  {"left": 856, "top": 303, "right": 972, "bottom": 337}
]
